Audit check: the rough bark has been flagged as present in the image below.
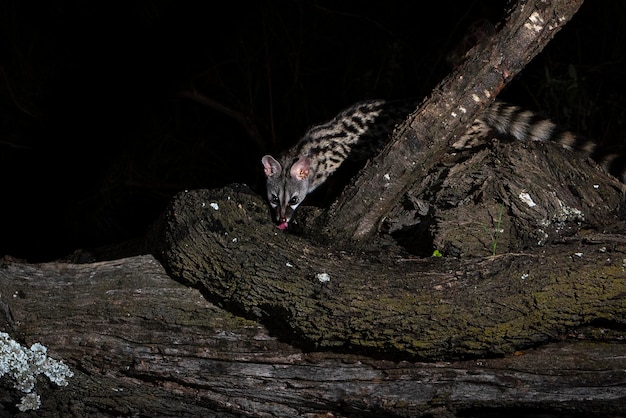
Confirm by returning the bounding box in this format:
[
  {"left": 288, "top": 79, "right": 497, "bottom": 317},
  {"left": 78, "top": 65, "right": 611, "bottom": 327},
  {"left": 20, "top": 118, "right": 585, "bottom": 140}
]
[
  {"left": 152, "top": 182, "right": 625, "bottom": 362},
  {"left": 1, "top": 256, "right": 625, "bottom": 417},
  {"left": 383, "top": 138, "right": 626, "bottom": 258},
  {"left": 321, "top": 0, "right": 585, "bottom": 243}
]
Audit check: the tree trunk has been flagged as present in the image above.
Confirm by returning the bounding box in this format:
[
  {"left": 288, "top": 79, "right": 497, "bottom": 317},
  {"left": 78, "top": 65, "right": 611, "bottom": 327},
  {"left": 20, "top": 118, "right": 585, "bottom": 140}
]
[{"left": 320, "top": 0, "right": 585, "bottom": 243}]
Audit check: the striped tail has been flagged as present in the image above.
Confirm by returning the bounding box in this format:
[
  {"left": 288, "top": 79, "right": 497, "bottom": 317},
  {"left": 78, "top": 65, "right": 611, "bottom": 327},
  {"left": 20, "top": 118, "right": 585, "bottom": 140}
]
[{"left": 453, "top": 101, "right": 626, "bottom": 183}]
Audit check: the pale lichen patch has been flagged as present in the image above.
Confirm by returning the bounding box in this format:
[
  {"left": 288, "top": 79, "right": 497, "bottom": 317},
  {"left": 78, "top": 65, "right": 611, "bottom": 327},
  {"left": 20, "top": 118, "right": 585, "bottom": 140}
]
[
  {"left": 524, "top": 11, "right": 544, "bottom": 32},
  {"left": 0, "top": 332, "right": 73, "bottom": 411},
  {"left": 518, "top": 192, "right": 537, "bottom": 207},
  {"left": 316, "top": 272, "right": 330, "bottom": 283}
]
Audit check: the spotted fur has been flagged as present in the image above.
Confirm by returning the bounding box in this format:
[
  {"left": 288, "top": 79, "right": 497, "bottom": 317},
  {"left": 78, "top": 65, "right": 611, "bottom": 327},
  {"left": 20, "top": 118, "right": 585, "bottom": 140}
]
[
  {"left": 261, "top": 99, "right": 413, "bottom": 224},
  {"left": 262, "top": 99, "right": 625, "bottom": 226}
]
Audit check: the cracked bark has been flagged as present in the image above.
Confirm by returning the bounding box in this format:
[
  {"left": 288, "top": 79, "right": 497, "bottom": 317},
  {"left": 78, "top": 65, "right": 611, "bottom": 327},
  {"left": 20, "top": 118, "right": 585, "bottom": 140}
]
[{"left": 1, "top": 254, "right": 625, "bottom": 417}]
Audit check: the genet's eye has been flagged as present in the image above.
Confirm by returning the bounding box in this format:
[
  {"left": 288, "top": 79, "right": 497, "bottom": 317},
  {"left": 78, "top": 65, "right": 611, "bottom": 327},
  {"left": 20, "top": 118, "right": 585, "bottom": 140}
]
[
  {"left": 288, "top": 196, "right": 299, "bottom": 206},
  {"left": 270, "top": 195, "right": 279, "bottom": 204}
]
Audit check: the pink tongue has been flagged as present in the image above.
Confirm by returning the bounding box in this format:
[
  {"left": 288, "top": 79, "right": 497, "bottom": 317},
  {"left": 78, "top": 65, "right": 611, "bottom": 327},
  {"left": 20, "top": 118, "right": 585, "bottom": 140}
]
[{"left": 277, "top": 221, "right": 289, "bottom": 230}]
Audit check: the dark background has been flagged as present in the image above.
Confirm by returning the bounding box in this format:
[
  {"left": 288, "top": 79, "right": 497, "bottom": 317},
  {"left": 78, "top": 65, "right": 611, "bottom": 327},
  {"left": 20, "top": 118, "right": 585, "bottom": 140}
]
[{"left": 1, "top": 1, "right": 625, "bottom": 262}]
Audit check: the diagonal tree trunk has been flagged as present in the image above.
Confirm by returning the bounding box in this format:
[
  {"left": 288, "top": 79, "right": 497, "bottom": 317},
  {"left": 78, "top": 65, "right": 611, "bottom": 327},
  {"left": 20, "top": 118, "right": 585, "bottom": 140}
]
[{"left": 320, "top": 0, "right": 585, "bottom": 243}]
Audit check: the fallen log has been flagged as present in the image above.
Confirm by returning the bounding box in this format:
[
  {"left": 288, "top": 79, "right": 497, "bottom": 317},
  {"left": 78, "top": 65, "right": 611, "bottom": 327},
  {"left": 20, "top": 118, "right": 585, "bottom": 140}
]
[{"left": 1, "top": 255, "right": 625, "bottom": 416}]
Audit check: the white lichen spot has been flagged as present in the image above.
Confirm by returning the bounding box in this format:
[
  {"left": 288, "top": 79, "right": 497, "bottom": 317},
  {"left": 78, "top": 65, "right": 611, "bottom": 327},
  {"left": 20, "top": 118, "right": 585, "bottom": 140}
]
[
  {"left": 383, "top": 173, "right": 391, "bottom": 181},
  {"left": 316, "top": 272, "right": 331, "bottom": 283},
  {"left": 459, "top": 106, "right": 467, "bottom": 114},
  {"left": 472, "top": 94, "right": 480, "bottom": 102},
  {"left": 518, "top": 192, "right": 536, "bottom": 207},
  {"left": 535, "top": 229, "right": 549, "bottom": 246},
  {"left": 285, "top": 262, "right": 294, "bottom": 268},
  {"left": 525, "top": 11, "right": 544, "bottom": 32},
  {"left": 574, "top": 252, "right": 584, "bottom": 258},
  {"left": 201, "top": 202, "right": 206, "bottom": 208},
  {"left": 524, "top": 12, "right": 543, "bottom": 32},
  {"left": 232, "top": 237, "right": 238, "bottom": 243},
  {"left": 483, "top": 90, "right": 491, "bottom": 99},
  {"left": 593, "top": 184, "right": 599, "bottom": 189},
  {"left": 555, "top": 200, "right": 584, "bottom": 223},
  {"left": 18, "top": 393, "right": 41, "bottom": 412},
  {"left": 521, "top": 273, "right": 529, "bottom": 280},
  {"left": 451, "top": 112, "right": 457, "bottom": 118},
  {"left": 0, "top": 332, "right": 73, "bottom": 411},
  {"left": 209, "top": 202, "right": 219, "bottom": 211}
]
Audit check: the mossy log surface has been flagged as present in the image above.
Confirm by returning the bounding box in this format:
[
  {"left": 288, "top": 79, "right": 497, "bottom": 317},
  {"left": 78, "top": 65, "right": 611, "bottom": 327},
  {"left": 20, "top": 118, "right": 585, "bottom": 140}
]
[
  {"left": 153, "top": 183, "right": 626, "bottom": 361},
  {"left": 1, "top": 255, "right": 625, "bottom": 416}
]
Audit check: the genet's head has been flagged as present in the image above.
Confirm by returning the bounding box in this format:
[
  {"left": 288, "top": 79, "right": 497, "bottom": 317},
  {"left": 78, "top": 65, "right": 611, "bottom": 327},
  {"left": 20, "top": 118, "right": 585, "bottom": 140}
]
[{"left": 261, "top": 155, "right": 311, "bottom": 226}]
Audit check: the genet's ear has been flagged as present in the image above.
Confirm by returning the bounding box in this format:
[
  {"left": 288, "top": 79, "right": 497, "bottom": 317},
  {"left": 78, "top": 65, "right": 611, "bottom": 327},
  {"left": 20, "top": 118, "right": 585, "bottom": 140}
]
[
  {"left": 290, "top": 157, "right": 311, "bottom": 180},
  {"left": 261, "top": 155, "right": 282, "bottom": 177}
]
